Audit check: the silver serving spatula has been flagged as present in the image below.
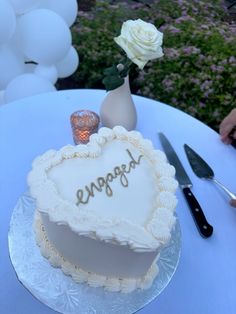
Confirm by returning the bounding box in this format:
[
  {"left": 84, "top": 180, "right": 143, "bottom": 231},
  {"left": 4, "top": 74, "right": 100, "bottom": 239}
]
[{"left": 184, "top": 144, "right": 236, "bottom": 202}]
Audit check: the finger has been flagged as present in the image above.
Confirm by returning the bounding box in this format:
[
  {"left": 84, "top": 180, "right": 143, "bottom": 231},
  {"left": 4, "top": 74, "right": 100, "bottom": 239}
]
[
  {"left": 220, "top": 134, "right": 232, "bottom": 144},
  {"left": 219, "top": 122, "right": 235, "bottom": 137},
  {"left": 229, "top": 130, "right": 236, "bottom": 140},
  {"left": 221, "top": 137, "right": 232, "bottom": 145},
  {"left": 230, "top": 199, "right": 236, "bottom": 208},
  {"left": 219, "top": 109, "right": 236, "bottom": 136}
]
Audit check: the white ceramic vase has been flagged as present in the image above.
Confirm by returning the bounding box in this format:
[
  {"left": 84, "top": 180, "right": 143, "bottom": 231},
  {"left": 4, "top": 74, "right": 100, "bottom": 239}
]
[{"left": 100, "top": 76, "right": 137, "bottom": 131}]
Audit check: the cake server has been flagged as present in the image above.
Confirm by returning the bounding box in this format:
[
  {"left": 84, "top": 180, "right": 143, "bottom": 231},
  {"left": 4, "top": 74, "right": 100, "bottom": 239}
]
[
  {"left": 184, "top": 144, "right": 236, "bottom": 202},
  {"left": 159, "top": 133, "right": 213, "bottom": 238}
]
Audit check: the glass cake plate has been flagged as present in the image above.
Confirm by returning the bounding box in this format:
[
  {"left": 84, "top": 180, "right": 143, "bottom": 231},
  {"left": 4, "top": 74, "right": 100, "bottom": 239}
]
[{"left": 8, "top": 191, "right": 181, "bottom": 314}]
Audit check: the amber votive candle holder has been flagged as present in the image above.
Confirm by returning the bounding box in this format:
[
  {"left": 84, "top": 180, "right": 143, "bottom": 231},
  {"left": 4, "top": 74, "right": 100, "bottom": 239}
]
[{"left": 70, "top": 110, "right": 100, "bottom": 145}]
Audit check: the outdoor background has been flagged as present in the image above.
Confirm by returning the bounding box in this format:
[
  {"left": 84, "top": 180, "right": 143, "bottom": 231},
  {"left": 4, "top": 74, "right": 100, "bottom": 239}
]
[{"left": 58, "top": 0, "right": 236, "bottom": 132}]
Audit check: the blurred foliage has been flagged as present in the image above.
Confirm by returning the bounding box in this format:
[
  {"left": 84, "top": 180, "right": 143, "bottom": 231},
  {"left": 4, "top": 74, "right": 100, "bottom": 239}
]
[{"left": 59, "top": 0, "right": 236, "bottom": 131}]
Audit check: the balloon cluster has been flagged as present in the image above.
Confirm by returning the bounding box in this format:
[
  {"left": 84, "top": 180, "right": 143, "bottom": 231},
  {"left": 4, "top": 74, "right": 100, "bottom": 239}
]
[{"left": 0, "top": 0, "right": 79, "bottom": 104}]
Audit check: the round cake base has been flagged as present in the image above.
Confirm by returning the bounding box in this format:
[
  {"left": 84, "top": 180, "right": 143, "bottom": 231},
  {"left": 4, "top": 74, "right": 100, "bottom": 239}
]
[
  {"left": 8, "top": 191, "right": 181, "bottom": 314},
  {"left": 34, "top": 212, "right": 160, "bottom": 293}
]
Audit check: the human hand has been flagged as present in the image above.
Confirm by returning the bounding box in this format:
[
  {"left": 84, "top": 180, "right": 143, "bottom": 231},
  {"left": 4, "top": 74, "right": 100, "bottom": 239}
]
[{"left": 219, "top": 108, "right": 236, "bottom": 144}]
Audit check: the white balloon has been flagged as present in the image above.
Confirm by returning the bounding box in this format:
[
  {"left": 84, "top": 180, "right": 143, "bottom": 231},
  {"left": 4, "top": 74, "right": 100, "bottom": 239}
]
[
  {"left": 8, "top": 18, "right": 27, "bottom": 63},
  {"left": 0, "top": 90, "right": 5, "bottom": 106},
  {"left": 0, "top": 0, "right": 16, "bottom": 45},
  {"left": 4, "top": 73, "right": 56, "bottom": 103},
  {"left": 24, "top": 62, "right": 36, "bottom": 73},
  {"left": 56, "top": 46, "right": 79, "bottom": 78},
  {"left": 39, "top": 0, "right": 78, "bottom": 27},
  {"left": 0, "top": 45, "right": 25, "bottom": 89},
  {"left": 34, "top": 64, "right": 58, "bottom": 84},
  {"left": 9, "top": 17, "right": 32, "bottom": 62},
  {"left": 17, "top": 9, "right": 72, "bottom": 65},
  {"left": 8, "top": 0, "right": 40, "bottom": 14},
  {"left": 9, "top": 17, "right": 22, "bottom": 53}
]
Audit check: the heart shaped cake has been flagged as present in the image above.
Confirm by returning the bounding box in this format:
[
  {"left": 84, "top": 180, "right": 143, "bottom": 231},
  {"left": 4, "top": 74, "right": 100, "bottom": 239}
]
[{"left": 28, "top": 126, "right": 178, "bottom": 293}]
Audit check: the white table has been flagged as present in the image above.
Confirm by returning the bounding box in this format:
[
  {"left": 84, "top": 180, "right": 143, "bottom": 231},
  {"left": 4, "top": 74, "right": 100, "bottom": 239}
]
[{"left": 0, "top": 89, "right": 235, "bottom": 314}]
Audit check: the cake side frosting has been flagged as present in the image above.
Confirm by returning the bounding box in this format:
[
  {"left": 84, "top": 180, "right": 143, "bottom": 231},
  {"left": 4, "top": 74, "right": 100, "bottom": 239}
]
[
  {"left": 34, "top": 212, "right": 160, "bottom": 293},
  {"left": 28, "top": 126, "right": 178, "bottom": 252}
]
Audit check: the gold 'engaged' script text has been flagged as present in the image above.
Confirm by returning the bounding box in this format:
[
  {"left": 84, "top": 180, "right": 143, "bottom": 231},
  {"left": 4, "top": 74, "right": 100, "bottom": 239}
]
[{"left": 76, "top": 149, "right": 143, "bottom": 207}]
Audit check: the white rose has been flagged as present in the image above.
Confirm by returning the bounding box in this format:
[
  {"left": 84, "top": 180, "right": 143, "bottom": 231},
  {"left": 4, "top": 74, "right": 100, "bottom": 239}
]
[{"left": 114, "top": 19, "right": 164, "bottom": 70}]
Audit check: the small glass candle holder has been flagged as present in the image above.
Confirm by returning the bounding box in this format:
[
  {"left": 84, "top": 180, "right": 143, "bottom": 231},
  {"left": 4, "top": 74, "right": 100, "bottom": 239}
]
[{"left": 70, "top": 110, "right": 100, "bottom": 145}]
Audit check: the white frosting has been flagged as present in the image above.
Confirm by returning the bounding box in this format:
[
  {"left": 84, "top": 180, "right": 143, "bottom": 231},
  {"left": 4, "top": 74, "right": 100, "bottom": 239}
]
[
  {"left": 48, "top": 141, "right": 154, "bottom": 226},
  {"left": 29, "top": 126, "right": 179, "bottom": 293},
  {"left": 34, "top": 213, "right": 159, "bottom": 293},
  {"left": 28, "top": 126, "right": 178, "bottom": 253}
]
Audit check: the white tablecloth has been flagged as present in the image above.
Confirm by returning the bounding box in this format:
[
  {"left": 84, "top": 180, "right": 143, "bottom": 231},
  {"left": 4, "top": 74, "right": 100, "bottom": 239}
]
[{"left": 0, "top": 89, "right": 235, "bottom": 314}]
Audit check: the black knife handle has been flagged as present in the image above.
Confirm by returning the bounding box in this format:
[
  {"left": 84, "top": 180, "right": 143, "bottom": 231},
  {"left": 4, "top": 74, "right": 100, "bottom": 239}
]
[{"left": 182, "top": 187, "right": 213, "bottom": 238}]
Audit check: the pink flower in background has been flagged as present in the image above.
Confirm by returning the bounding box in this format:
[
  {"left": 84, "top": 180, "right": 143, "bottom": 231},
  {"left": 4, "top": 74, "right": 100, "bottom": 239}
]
[
  {"left": 199, "top": 102, "right": 206, "bottom": 108},
  {"left": 216, "top": 75, "right": 223, "bottom": 80},
  {"left": 200, "top": 80, "right": 213, "bottom": 91},
  {"left": 201, "top": 25, "right": 209, "bottom": 30},
  {"left": 162, "top": 78, "right": 173, "bottom": 87},
  {"left": 198, "top": 54, "right": 205, "bottom": 61},
  {"left": 162, "top": 78, "right": 174, "bottom": 91},
  {"left": 175, "top": 15, "right": 195, "bottom": 24},
  {"left": 129, "top": 3, "right": 143, "bottom": 10},
  {"left": 192, "top": 7, "right": 199, "bottom": 13},
  {"left": 210, "top": 65, "right": 224, "bottom": 73},
  {"left": 190, "top": 78, "right": 200, "bottom": 85},
  {"left": 177, "top": 0, "right": 184, "bottom": 5},
  {"left": 229, "top": 25, "right": 236, "bottom": 34},
  {"left": 229, "top": 56, "right": 236, "bottom": 63},
  {"left": 169, "top": 26, "right": 181, "bottom": 34},
  {"left": 204, "top": 88, "right": 214, "bottom": 98},
  {"left": 182, "top": 46, "right": 200, "bottom": 55},
  {"left": 220, "top": 59, "right": 227, "bottom": 65},
  {"left": 210, "top": 65, "right": 218, "bottom": 72},
  {"left": 164, "top": 48, "right": 180, "bottom": 59}
]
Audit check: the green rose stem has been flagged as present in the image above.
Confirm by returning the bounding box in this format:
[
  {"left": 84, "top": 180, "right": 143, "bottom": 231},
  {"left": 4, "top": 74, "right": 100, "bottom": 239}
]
[{"left": 102, "top": 56, "right": 132, "bottom": 91}]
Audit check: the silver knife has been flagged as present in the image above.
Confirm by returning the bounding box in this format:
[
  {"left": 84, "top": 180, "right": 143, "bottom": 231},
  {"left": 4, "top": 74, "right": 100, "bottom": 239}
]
[{"left": 159, "top": 133, "right": 213, "bottom": 238}]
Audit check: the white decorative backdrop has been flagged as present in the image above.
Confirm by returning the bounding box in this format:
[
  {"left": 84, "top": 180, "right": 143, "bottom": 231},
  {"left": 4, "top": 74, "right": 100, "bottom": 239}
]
[{"left": 0, "top": 0, "right": 79, "bottom": 104}]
